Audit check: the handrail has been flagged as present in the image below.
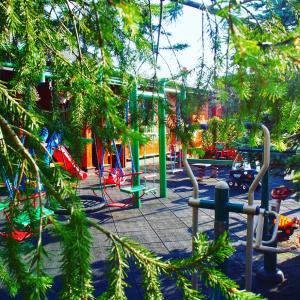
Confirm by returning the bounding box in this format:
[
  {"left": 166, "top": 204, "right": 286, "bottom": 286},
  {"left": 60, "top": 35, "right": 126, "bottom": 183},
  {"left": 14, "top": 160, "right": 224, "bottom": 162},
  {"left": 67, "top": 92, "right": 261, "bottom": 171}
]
[
  {"left": 182, "top": 144, "right": 198, "bottom": 199},
  {"left": 248, "top": 124, "right": 270, "bottom": 206}
]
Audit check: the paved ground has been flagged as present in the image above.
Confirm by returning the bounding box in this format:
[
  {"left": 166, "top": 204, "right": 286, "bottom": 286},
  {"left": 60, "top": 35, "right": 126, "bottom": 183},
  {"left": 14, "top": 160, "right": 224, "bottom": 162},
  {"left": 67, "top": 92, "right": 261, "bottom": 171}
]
[{"left": 1, "top": 163, "right": 300, "bottom": 299}]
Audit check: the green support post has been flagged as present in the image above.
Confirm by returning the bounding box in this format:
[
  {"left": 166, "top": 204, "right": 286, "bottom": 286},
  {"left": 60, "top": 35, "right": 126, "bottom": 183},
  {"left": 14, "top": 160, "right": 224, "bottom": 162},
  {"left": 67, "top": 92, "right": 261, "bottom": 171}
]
[
  {"left": 158, "top": 81, "right": 167, "bottom": 198},
  {"left": 213, "top": 181, "right": 229, "bottom": 300},
  {"left": 214, "top": 182, "right": 229, "bottom": 241},
  {"left": 129, "top": 80, "right": 141, "bottom": 208}
]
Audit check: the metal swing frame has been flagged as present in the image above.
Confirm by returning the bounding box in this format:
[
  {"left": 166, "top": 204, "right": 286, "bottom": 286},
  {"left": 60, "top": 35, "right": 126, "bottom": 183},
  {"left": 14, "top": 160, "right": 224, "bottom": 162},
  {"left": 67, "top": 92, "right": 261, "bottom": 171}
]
[
  {"left": 0, "top": 160, "right": 52, "bottom": 242},
  {"left": 92, "top": 136, "right": 147, "bottom": 208}
]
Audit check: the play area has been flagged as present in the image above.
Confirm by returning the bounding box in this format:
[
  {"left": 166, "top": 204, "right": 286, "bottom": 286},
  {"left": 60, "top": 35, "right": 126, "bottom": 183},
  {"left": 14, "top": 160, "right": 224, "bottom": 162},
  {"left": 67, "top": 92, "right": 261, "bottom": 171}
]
[
  {"left": 0, "top": 1, "right": 300, "bottom": 299},
  {"left": 2, "top": 151, "right": 298, "bottom": 299}
]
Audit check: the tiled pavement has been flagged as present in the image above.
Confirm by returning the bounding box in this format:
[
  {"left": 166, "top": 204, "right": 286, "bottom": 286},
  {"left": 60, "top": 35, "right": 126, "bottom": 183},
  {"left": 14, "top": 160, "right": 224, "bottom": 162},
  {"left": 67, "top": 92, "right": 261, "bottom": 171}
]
[{"left": 1, "top": 164, "right": 300, "bottom": 299}]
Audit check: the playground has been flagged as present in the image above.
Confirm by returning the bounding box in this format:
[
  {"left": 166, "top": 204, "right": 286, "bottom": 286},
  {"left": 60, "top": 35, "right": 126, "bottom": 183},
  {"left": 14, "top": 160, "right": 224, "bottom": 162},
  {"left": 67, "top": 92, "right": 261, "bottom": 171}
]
[{"left": 1, "top": 1, "right": 300, "bottom": 299}]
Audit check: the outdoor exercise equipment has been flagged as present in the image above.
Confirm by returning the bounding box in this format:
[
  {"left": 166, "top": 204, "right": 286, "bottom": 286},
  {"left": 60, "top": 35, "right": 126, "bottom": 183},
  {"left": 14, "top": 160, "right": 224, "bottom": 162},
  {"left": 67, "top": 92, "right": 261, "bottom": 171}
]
[{"left": 183, "top": 123, "right": 300, "bottom": 293}]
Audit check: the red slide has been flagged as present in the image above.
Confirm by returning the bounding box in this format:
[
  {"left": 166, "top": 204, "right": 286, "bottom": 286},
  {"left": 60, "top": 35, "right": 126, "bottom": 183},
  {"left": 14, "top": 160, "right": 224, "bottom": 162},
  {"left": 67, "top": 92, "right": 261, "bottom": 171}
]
[{"left": 53, "top": 145, "right": 88, "bottom": 180}]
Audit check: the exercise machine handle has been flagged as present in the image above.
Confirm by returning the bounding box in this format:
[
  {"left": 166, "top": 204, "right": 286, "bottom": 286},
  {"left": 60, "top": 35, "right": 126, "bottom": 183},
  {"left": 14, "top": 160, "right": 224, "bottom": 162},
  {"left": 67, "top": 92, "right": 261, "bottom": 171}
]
[{"left": 254, "top": 210, "right": 279, "bottom": 248}]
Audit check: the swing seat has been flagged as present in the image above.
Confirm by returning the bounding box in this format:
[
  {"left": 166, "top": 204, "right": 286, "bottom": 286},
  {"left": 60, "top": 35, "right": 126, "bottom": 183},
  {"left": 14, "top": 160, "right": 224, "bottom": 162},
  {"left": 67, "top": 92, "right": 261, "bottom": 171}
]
[
  {"left": 144, "top": 187, "right": 157, "bottom": 194},
  {"left": 105, "top": 175, "right": 117, "bottom": 185},
  {"left": 120, "top": 185, "right": 146, "bottom": 194},
  {"left": 92, "top": 183, "right": 116, "bottom": 191},
  {"left": 0, "top": 230, "right": 32, "bottom": 242},
  {"left": 0, "top": 201, "right": 9, "bottom": 212},
  {"left": 172, "top": 168, "right": 183, "bottom": 173},
  {"left": 143, "top": 174, "right": 157, "bottom": 179},
  {"left": 15, "top": 207, "right": 54, "bottom": 227}
]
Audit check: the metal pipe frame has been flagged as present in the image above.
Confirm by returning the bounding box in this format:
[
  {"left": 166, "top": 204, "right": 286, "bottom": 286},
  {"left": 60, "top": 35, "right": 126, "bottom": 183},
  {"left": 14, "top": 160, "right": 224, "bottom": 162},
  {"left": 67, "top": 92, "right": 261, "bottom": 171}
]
[
  {"left": 182, "top": 144, "right": 199, "bottom": 289},
  {"left": 245, "top": 124, "right": 270, "bottom": 290}
]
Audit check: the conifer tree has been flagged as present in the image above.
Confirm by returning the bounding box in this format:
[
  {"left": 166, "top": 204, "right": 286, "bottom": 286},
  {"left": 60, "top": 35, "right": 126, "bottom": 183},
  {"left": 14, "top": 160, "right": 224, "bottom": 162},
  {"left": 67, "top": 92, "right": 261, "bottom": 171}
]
[{"left": 0, "top": 1, "right": 270, "bottom": 298}]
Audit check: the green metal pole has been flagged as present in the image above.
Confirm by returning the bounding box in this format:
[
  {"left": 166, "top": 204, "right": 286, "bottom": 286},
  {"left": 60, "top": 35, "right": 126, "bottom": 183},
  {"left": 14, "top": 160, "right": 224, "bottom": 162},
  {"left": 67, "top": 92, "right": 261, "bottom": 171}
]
[
  {"left": 214, "top": 181, "right": 229, "bottom": 241},
  {"left": 158, "top": 81, "right": 167, "bottom": 198},
  {"left": 215, "top": 181, "right": 229, "bottom": 276},
  {"left": 129, "top": 80, "right": 141, "bottom": 208}
]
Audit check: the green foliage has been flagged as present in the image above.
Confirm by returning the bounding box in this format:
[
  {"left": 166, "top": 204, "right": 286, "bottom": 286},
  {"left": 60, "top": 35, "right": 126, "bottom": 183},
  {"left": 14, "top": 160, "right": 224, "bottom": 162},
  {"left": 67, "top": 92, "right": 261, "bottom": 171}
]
[
  {"left": 201, "top": 117, "right": 244, "bottom": 148},
  {"left": 212, "top": 0, "right": 300, "bottom": 142},
  {"left": 55, "top": 207, "right": 93, "bottom": 299},
  {"left": 191, "top": 0, "right": 300, "bottom": 190},
  {"left": 1, "top": 236, "right": 52, "bottom": 299},
  {"left": 0, "top": 256, "right": 18, "bottom": 297},
  {"left": 160, "top": 42, "right": 190, "bottom": 51},
  {"left": 0, "top": 0, "right": 272, "bottom": 299},
  {"left": 100, "top": 238, "right": 129, "bottom": 300},
  {"left": 190, "top": 147, "right": 206, "bottom": 158}
]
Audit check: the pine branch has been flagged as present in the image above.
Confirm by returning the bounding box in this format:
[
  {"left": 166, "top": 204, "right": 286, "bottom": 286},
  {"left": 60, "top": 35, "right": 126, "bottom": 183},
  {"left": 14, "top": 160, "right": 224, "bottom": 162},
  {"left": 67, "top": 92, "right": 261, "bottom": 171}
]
[
  {"left": 88, "top": 220, "right": 263, "bottom": 299},
  {"left": 100, "top": 238, "right": 128, "bottom": 300},
  {"left": 0, "top": 259, "right": 18, "bottom": 297},
  {"left": 0, "top": 82, "right": 40, "bottom": 130},
  {"left": 57, "top": 208, "right": 94, "bottom": 300}
]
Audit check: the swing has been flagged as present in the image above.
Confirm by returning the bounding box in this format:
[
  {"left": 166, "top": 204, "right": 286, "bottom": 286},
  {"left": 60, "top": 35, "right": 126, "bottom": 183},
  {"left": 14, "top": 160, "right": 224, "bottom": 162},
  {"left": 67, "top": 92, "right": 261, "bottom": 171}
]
[
  {"left": 169, "top": 142, "right": 183, "bottom": 173},
  {"left": 92, "top": 98, "right": 149, "bottom": 208},
  {"left": 92, "top": 139, "right": 116, "bottom": 203},
  {"left": 0, "top": 129, "right": 53, "bottom": 241},
  {"left": 167, "top": 88, "right": 183, "bottom": 174},
  {"left": 142, "top": 132, "right": 157, "bottom": 194},
  {"left": 0, "top": 161, "right": 53, "bottom": 242},
  {"left": 92, "top": 138, "right": 145, "bottom": 208}
]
